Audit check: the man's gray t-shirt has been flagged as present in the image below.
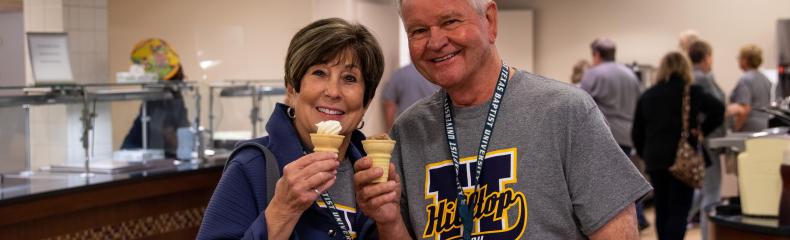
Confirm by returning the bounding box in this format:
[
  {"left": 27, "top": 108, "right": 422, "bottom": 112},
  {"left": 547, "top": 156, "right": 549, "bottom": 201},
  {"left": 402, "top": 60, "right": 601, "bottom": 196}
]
[
  {"left": 382, "top": 64, "right": 440, "bottom": 116},
  {"left": 693, "top": 67, "right": 727, "bottom": 138},
  {"left": 730, "top": 69, "right": 772, "bottom": 132},
  {"left": 391, "top": 70, "right": 651, "bottom": 239},
  {"left": 580, "top": 62, "right": 641, "bottom": 147}
]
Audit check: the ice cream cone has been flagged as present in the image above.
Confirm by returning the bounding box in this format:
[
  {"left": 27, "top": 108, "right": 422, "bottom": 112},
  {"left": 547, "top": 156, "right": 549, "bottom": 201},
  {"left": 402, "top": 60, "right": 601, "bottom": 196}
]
[
  {"left": 362, "top": 139, "right": 396, "bottom": 183},
  {"left": 310, "top": 133, "right": 345, "bottom": 154}
]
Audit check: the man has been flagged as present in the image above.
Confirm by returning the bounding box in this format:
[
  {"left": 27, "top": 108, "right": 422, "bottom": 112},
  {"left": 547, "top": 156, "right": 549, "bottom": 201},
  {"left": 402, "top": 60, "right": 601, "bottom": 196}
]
[
  {"left": 687, "top": 40, "right": 726, "bottom": 240},
  {"left": 353, "top": 0, "right": 651, "bottom": 239},
  {"left": 382, "top": 63, "right": 439, "bottom": 130},
  {"left": 579, "top": 38, "right": 646, "bottom": 230},
  {"left": 678, "top": 29, "right": 700, "bottom": 52},
  {"left": 580, "top": 38, "right": 641, "bottom": 156}
]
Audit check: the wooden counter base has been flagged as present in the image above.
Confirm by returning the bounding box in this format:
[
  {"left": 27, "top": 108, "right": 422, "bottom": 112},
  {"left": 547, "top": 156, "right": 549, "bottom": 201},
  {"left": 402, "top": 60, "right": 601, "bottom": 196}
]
[{"left": 0, "top": 167, "right": 222, "bottom": 239}]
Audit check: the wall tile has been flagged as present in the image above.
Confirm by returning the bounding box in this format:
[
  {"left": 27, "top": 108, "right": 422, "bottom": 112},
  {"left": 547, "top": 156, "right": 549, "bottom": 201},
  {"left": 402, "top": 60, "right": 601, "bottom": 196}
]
[
  {"left": 68, "top": 6, "right": 79, "bottom": 30},
  {"left": 69, "top": 30, "right": 85, "bottom": 54},
  {"left": 79, "top": 7, "right": 94, "bottom": 30},
  {"left": 84, "top": 31, "right": 95, "bottom": 53},
  {"left": 45, "top": 0, "right": 62, "bottom": 8},
  {"left": 94, "top": 8, "right": 107, "bottom": 30},
  {"left": 94, "top": 0, "right": 106, "bottom": 8},
  {"left": 44, "top": 7, "right": 63, "bottom": 32},
  {"left": 24, "top": 0, "right": 41, "bottom": 9},
  {"left": 83, "top": 54, "right": 96, "bottom": 81},
  {"left": 63, "top": 5, "right": 71, "bottom": 29},
  {"left": 73, "top": 0, "right": 88, "bottom": 7},
  {"left": 28, "top": 7, "right": 45, "bottom": 31},
  {"left": 68, "top": 52, "right": 81, "bottom": 79}
]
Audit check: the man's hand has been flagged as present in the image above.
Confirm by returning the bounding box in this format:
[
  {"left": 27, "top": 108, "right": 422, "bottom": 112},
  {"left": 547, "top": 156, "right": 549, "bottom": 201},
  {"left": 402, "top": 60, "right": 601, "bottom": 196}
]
[{"left": 353, "top": 157, "right": 412, "bottom": 239}]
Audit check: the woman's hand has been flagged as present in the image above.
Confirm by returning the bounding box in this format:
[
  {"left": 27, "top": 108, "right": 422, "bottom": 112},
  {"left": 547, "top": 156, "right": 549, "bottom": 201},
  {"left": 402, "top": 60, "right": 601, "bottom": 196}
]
[
  {"left": 265, "top": 152, "right": 339, "bottom": 240},
  {"left": 354, "top": 157, "right": 411, "bottom": 239}
]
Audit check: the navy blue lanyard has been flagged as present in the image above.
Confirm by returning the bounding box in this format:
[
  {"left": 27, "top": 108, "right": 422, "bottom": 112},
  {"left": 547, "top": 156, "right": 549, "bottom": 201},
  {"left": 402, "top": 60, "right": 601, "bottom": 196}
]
[
  {"left": 318, "top": 192, "right": 353, "bottom": 240},
  {"left": 303, "top": 149, "right": 353, "bottom": 240},
  {"left": 443, "top": 63, "right": 510, "bottom": 240}
]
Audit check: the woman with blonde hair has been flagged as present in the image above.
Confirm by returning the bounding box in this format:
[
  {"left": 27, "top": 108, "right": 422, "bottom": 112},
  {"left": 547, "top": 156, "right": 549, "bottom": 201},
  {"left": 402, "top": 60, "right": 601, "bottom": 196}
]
[
  {"left": 570, "top": 59, "right": 590, "bottom": 87},
  {"left": 729, "top": 44, "right": 773, "bottom": 132},
  {"left": 632, "top": 51, "right": 724, "bottom": 239}
]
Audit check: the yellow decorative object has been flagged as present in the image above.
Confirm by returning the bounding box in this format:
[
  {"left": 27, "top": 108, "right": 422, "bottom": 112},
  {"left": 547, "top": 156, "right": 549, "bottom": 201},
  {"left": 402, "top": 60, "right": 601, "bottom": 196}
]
[{"left": 130, "top": 38, "right": 181, "bottom": 80}]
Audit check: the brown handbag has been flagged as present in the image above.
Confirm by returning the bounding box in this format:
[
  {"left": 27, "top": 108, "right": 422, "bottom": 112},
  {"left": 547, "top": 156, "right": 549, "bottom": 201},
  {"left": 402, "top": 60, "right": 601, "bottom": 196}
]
[{"left": 669, "top": 84, "right": 705, "bottom": 188}]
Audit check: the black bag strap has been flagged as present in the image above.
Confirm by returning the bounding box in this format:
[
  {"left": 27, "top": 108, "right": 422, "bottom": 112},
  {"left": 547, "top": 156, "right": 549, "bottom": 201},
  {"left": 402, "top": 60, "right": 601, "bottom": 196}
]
[{"left": 225, "top": 142, "right": 280, "bottom": 204}]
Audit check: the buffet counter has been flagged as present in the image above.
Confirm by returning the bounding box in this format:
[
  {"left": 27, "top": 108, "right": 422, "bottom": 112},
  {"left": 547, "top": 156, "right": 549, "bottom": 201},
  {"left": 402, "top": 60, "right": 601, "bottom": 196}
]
[
  {"left": 0, "top": 160, "right": 223, "bottom": 239},
  {"left": 707, "top": 200, "right": 790, "bottom": 240}
]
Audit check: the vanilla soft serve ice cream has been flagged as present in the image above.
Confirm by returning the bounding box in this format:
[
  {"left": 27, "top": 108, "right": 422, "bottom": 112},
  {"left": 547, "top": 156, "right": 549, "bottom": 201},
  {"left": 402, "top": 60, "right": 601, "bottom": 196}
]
[
  {"left": 315, "top": 120, "right": 342, "bottom": 135},
  {"left": 310, "top": 120, "right": 344, "bottom": 154}
]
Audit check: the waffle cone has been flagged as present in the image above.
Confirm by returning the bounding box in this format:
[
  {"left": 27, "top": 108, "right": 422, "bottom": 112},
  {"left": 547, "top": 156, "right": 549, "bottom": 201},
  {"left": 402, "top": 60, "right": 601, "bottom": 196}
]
[
  {"left": 310, "top": 133, "right": 345, "bottom": 154},
  {"left": 362, "top": 139, "right": 396, "bottom": 183}
]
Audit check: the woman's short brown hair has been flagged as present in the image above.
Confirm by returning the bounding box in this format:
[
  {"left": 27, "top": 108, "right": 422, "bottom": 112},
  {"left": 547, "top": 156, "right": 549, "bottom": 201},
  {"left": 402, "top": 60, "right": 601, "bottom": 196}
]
[
  {"left": 284, "top": 18, "right": 384, "bottom": 106},
  {"left": 738, "top": 44, "right": 763, "bottom": 69},
  {"left": 656, "top": 51, "right": 693, "bottom": 85}
]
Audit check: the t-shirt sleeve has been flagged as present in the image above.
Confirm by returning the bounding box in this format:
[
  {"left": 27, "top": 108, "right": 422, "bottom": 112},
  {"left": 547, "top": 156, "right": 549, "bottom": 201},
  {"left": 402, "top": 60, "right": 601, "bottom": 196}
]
[
  {"left": 566, "top": 104, "right": 652, "bottom": 235},
  {"left": 390, "top": 126, "right": 418, "bottom": 239},
  {"left": 197, "top": 155, "right": 269, "bottom": 240},
  {"left": 382, "top": 74, "right": 399, "bottom": 102},
  {"left": 579, "top": 71, "right": 596, "bottom": 95},
  {"left": 730, "top": 78, "right": 752, "bottom": 105}
]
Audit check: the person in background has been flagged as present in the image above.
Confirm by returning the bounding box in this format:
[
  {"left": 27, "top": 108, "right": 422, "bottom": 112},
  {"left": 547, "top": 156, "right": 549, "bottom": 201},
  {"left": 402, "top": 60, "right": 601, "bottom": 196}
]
[
  {"left": 686, "top": 40, "right": 726, "bottom": 240},
  {"left": 729, "top": 44, "right": 774, "bottom": 132},
  {"left": 633, "top": 51, "right": 724, "bottom": 240},
  {"left": 580, "top": 37, "right": 647, "bottom": 230},
  {"left": 570, "top": 59, "right": 590, "bottom": 87},
  {"left": 121, "top": 38, "right": 190, "bottom": 159},
  {"left": 678, "top": 29, "right": 700, "bottom": 52},
  {"left": 382, "top": 63, "right": 439, "bottom": 131},
  {"left": 198, "top": 18, "right": 394, "bottom": 239},
  {"left": 354, "top": 0, "right": 652, "bottom": 238}
]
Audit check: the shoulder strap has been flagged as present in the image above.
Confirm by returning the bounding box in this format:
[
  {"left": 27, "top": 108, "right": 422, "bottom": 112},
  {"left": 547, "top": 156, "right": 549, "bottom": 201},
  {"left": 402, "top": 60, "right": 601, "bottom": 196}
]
[
  {"left": 681, "top": 84, "right": 691, "bottom": 139},
  {"left": 225, "top": 142, "right": 280, "bottom": 204}
]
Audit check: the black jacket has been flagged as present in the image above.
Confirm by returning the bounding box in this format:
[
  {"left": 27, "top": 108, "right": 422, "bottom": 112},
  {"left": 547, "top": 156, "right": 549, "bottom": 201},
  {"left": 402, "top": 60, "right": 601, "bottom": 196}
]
[{"left": 632, "top": 74, "right": 725, "bottom": 172}]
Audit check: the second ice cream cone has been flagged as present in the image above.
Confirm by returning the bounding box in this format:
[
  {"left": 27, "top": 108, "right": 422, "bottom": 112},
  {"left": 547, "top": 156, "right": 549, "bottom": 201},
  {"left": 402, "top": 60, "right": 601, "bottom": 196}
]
[
  {"left": 362, "top": 139, "right": 396, "bottom": 183},
  {"left": 310, "top": 133, "right": 345, "bottom": 154}
]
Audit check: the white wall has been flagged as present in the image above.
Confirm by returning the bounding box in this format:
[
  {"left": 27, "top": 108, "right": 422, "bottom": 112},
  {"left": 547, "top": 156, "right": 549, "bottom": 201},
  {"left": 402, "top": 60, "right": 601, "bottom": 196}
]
[
  {"left": 109, "top": 0, "right": 400, "bottom": 146},
  {"left": 498, "top": 9, "right": 534, "bottom": 72},
  {"left": 355, "top": 0, "right": 400, "bottom": 136},
  {"left": 498, "top": 0, "right": 790, "bottom": 94}
]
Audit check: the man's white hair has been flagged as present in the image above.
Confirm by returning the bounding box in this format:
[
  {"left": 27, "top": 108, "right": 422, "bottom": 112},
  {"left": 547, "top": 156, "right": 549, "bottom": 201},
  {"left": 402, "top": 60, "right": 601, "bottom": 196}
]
[
  {"left": 396, "top": 0, "right": 491, "bottom": 16},
  {"left": 678, "top": 29, "right": 700, "bottom": 52}
]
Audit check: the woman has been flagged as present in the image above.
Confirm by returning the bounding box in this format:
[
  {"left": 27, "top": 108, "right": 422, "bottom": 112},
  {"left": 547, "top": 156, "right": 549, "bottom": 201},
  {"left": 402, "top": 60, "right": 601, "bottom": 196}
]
[
  {"left": 570, "top": 59, "right": 590, "bottom": 87},
  {"left": 198, "top": 18, "right": 385, "bottom": 239},
  {"left": 121, "top": 39, "right": 190, "bottom": 159},
  {"left": 632, "top": 52, "right": 724, "bottom": 240},
  {"left": 729, "top": 44, "right": 773, "bottom": 132}
]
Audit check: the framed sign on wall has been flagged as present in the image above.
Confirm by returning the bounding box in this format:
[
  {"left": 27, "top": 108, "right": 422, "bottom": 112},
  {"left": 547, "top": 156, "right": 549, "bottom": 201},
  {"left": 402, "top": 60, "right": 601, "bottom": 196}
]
[{"left": 27, "top": 32, "right": 73, "bottom": 85}]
